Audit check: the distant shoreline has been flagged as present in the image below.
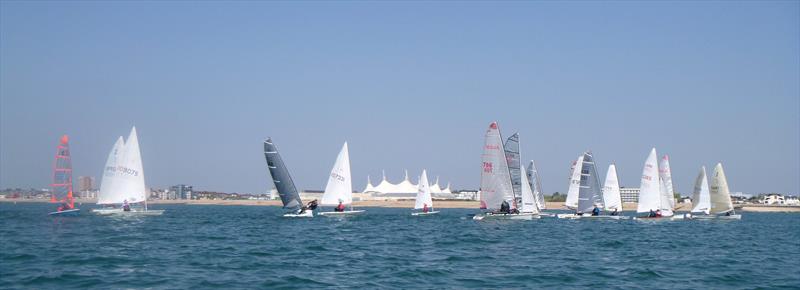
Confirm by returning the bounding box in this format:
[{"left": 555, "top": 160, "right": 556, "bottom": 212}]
[{"left": 3, "top": 198, "right": 799, "bottom": 212}]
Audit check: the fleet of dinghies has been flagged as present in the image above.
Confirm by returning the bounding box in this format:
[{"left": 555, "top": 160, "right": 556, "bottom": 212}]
[{"left": 48, "top": 123, "right": 739, "bottom": 222}]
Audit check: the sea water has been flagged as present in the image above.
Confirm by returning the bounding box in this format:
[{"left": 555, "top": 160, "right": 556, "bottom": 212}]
[{"left": 1, "top": 203, "right": 798, "bottom": 289}]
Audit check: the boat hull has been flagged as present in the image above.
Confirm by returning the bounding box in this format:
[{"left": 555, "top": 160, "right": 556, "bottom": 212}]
[
  {"left": 411, "top": 211, "right": 440, "bottom": 216},
  {"left": 633, "top": 215, "right": 683, "bottom": 221},
  {"left": 556, "top": 214, "right": 629, "bottom": 220},
  {"left": 283, "top": 211, "right": 314, "bottom": 218},
  {"left": 48, "top": 209, "right": 81, "bottom": 216},
  {"left": 473, "top": 212, "right": 540, "bottom": 220},
  {"left": 685, "top": 213, "right": 742, "bottom": 220},
  {"left": 318, "top": 210, "right": 365, "bottom": 216},
  {"left": 93, "top": 208, "right": 164, "bottom": 216}
]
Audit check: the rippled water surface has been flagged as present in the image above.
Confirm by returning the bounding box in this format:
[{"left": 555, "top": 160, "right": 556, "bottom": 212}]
[{"left": 1, "top": 203, "right": 799, "bottom": 289}]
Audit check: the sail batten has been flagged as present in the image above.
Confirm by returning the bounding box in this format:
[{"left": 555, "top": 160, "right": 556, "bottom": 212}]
[{"left": 264, "top": 138, "right": 303, "bottom": 209}]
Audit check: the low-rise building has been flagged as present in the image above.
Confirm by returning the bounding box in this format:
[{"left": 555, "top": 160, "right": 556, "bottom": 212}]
[
  {"left": 761, "top": 194, "right": 786, "bottom": 205},
  {"left": 620, "top": 187, "right": 639, "bottom": 203}
]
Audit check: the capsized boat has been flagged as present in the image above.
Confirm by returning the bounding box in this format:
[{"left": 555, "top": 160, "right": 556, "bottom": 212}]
[
  {"left": 473, "top": 122, "right": 537, "bottom": 220},
  {"left": 48, "top": 135, "right": 80, "bottom": 216},
  {"left": 318, "top": 142, "right": 364, "bottom": 216},
  {"left": 264, "top": 138, "right": 314, "bottom": 218},
  {"left": 412, "top": 170, "right": 439, "bottom": 216},
  {"left": 634, "top": 148, "right": 676, "bottom": 220},
  {"left": 687, "top": 163, "right": 741, "bottom": 220},
  {"left": 93, "top": 127, "right": 163, "bottom": 216}
]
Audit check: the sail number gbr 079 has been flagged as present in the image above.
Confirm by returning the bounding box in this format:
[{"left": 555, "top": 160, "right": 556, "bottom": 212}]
[{"left": 105, "top": 165, "right": 139, "bottom": 177}]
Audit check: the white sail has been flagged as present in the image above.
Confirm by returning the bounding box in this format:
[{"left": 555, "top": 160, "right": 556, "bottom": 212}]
[
  {"left": 565, "top": 155, "right": 583, "bottom": 209},
  {"left": 519, "top": 165, "right": 539, "bottom": 214},
  {"left": 97, "top": 136, "right": 124, "bottom": 204},
  {"left": 637, "top": 148, "right": 662, "bottom": 213},
  {"left": 691, "top": 166, "right": 711, "bottom": 214},
  {"left": 709, "top": 163, "right": 734, "bottom": 214},
  {"left": 659, "top": 155, "right": 676, "bottom": 210},
  {"left": 658, "top": 177, "right": 674, "bottom": 216},
  {"left": 528, "top": 160, "right": 546, "bottom": 210},
  {"left": 116, "top": 127, "right": 147, "bottom": 204},
  {"left": 321, "top": 142, "right": 353, "bottom": 206},
  {"left": 602, "top": 164, "right": 622, "bottom": 211},
  {"left": 576, "top": 152, "right": 603, "bottom": 213},
  {"left": 414, "top": 170, "right": 434, "bottom": 210},
  {"left": 479, "top": 122, "right": 515, "bottom": 210}
]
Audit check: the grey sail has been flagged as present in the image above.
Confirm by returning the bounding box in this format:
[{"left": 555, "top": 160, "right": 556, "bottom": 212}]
[
  {"left": 576, "top": 152, "right": 604, "bottom": 213},
  {"left": 504, "top": 133, "right": 522, "bottom": 204},
  {"left": 264, "top": 138, "right": 302, "bottom": 209}
]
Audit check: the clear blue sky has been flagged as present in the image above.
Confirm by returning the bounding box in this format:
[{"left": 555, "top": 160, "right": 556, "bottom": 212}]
[{"left": 1, "top": 1, "right": 798, "bottom": 195}]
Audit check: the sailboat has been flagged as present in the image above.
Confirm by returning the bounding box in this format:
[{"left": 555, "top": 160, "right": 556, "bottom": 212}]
[
  {"left": 48, "top": 135, "right": 81, "bottom": 216},
  {"left": 264, "top": 138, "right": 313, "bottom": 218},
  {"left": 564, "top": 155, "right": 583, "bottom": 210},
  {"left": 689, "top": 163, "right": 741, "bottom": 219},
  {"left": 94, "top": 127, "right": 163, "bottom": 215},
  {"left": 659, "top": 155, "right": 677, "bottom": 213},
  {"left": 602, "top": 164, "right": 624, "bottom": 216},
  {"left": 473, "top": 122, "right": 537, "bottom": 220},
  {"left": 412, "top": 170, "right": 439, "bottom": 216},
  {"left": 634, "top": 148, "right": 675, "bottom": 220},
  {"left": 527, "top": 160, "right": 547, "bottom": 211},
  {"left": 519, "top": 165, "right": 540, "bottom": 216},
  {"left": 557, "top": 152, "right": 608, "bottom": 219},
  {"left": 318, "top": 142, "right": 364, "bottom": 216},
  {"left": 687, "top": 166, "right": 711, "bottom": 217}
]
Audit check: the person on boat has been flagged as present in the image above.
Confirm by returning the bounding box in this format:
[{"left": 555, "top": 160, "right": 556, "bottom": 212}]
[
  {"left": 610, "top": 209, "right": 619, "bottom": 216},
  {"left": 510, "top": 207, "right": 519, "bottom": 214},
  {"left": 648, "top": 209, "right": 656, "bottom": 218},
  {"left": 591, "top": 206, "right": 600, "bottom": 216},
  {"left": 57, "top": 202, "right": 71, "bottom": 212},
  {"left": 422, "top": 203, "right": 429, "bottom": 213},
  {"left": 123, "top": 200, "right": 131, "bottom": 212},
  {"left": 499, "top": 200, "right": 510, "bottom": 214},
  {"left": 725, "top": 211, "right": 731, "bottom": 216},
  {"left": 307, "top": 200, "right": 318, "bottom": 211},
  {"left": 655, "top": 209, "right": 662, "bottom": 217},
  {"left": 335, "top": 200, "right": 345, "bottom": 212}
]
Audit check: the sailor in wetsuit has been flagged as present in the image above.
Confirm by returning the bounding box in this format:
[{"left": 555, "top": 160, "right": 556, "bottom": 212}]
[
  {"left": 592, "top": 206, "right": 600, "bottom": 216},
  {"left": 499, "top": 200, "right": 510, "bottom": 214}
]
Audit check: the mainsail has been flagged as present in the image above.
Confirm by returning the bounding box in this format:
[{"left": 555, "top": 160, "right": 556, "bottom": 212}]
[
  {"left": 414, "top": 169, "right": 434, "bottom": 210},
  {"left": 527, "top": 160, "right": 546, "bottom": 210},
  {"left": 519, "top": 165, "right": 539, "bottom": 214},
  {"left": 321, "top": 142, "right": 353, "bottom": 206},
  {"left": 51, "top": 135, "right": 74, "bottom": 208},
  {"left": 98, "top": 136, "right": 124, "bottom": 204},
  {"left": 691, "top": 166, "right": 711, "bottom": 214},
  {"left": 602, "top": 164, "right": 622, "bottom": 212},
  {"left": 479, "top": 122, "right": 515, "bottom": 210},
  {"left": 264, "top": 138, "right": 302, "bottom": 209},
  {"left": 576, "top": 152, "right": 603, "bottom": 213},
  {"left": 659, "top": 155, "right": 676, "bottom": 210},
  {"left": 709, "top": 163, "right": 734, "bottom": 214},
  {"left": 98, "top": 127, "right": 147, "bottom": 205},
  {"left": 504, "top": 133, "right": 522, "bottom": 204},
  {"left": 565, "top": 155, "right": 583, "bottom": 209}
]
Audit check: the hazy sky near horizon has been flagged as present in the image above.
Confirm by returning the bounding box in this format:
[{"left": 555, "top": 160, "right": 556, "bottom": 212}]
[{"left": 1, "top": 1, "right": 798, "bottom": 195}]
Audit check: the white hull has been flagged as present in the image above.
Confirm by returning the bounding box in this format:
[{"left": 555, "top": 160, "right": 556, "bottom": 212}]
[
  {"left": 685, "top": 213, "right": 741, "bottom": 220},
  {"left": 633, "top": 215, "right": 681, "bottom": 221},
  {"left": 48, "top": 209, "right": 81, "bottom": 216},
  {"left": 283, "top": 211, "right": 314, "bottom": 218},
  {"left": 473, "top": 212, "right": 540, "bottom": 220},
  {"left": 537, "top": 212, "right": 556, "bottom": 217},
  {"left": 318, "top": 210, "right": 365, "bottom": 216},
  {"left": 93, "top": 208, "right": 164, "bottom": 216},
  {"left": 411, "top": 211, "right": 440, "bottom": 216},
  {"left": 556, "top": 214, "right": 629, "bottom": 220}
]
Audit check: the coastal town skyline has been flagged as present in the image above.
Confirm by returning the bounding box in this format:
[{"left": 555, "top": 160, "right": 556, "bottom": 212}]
[{"left": 1, "top": 1, "right": 798, "bottom": 195}]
